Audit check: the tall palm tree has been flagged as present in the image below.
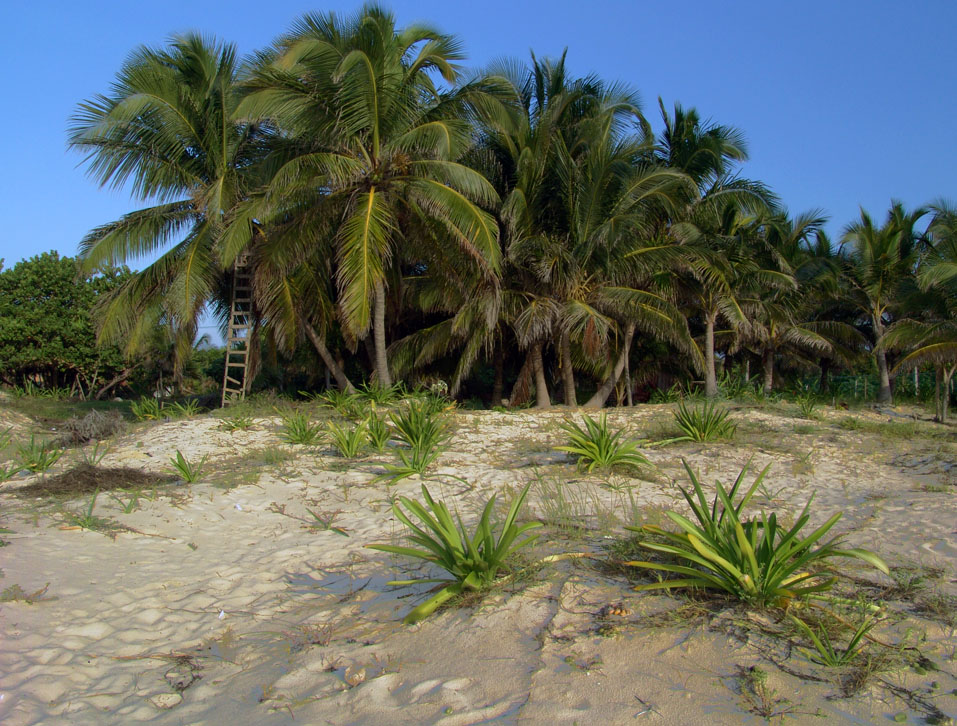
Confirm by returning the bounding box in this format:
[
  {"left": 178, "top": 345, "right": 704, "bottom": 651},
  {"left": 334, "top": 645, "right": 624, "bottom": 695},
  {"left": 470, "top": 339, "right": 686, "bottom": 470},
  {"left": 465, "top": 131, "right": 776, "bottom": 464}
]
[
  {"left": 69, "top": 34, "right": 264, "bottom": 368},
  {"left": 840, "top": 202, "right": 926, "bottom": 403},
  {"left": 233, "top": 5, "right": 501, "bottom": 386}
]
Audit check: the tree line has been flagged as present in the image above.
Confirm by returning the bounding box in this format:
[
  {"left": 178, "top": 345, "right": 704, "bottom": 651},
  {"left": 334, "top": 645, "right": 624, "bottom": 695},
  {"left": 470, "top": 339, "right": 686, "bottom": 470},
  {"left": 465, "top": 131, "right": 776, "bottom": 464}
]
[{"left": 65, "top": 4, "right": 957, "bottom": 416}]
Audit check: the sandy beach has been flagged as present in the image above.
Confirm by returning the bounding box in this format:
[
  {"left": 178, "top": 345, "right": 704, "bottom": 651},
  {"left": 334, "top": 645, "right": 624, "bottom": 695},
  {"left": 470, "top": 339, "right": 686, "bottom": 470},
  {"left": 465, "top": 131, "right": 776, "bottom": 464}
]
[{"left": 1, "top": 402, "right": 955, "bottom": 725}]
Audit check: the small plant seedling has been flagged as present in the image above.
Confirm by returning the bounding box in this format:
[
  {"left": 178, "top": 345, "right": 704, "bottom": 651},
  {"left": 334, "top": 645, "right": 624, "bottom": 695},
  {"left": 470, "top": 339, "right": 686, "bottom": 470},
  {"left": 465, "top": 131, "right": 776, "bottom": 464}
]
[
  {"left": 109, "top": 490, "right": 142, "bottom": 514},
  {"left": 378, "top": 402, "right": 448, "bottom": 482},
  {"left": 169, "top": 450, "right": 208, "bottom": 483},
  {"left": 0, "top": 461, "right": 19, "bottom": 483},
  {"left": 0, "top": 583, "right": 51, "bottom": 604},
  {"left": 61, "top": 490, "right": 125, "bottom": 538},
  {"left": 305, "top": 507, "right": 349, "bottom": 537},
  {"left": 790, "top": 613, "right": 876, "bottom": 667},
  {"left": 16, "top": 436, "right": 63, "bottom": 474},
  {"left": 80, "top": 441, "right": 110, "bottom": 467}
]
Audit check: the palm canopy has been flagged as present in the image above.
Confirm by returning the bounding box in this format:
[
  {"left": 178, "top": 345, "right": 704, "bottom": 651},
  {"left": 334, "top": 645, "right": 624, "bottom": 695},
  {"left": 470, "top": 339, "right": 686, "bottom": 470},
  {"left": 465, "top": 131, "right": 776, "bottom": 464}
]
[
  {"left": 68, "top": 33, "right": 264, "bottom": 365},
  {"left": 840, "top": 202, "right": 926, "bottom": 402},
  {"left": 232, "top": 4, "right": 501, "bottom": 385}
]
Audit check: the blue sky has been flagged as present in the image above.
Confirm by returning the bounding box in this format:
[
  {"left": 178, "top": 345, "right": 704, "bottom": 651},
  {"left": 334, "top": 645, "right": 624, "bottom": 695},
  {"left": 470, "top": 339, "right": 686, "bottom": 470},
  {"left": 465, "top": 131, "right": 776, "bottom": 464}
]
[{"left": 4, "top": 0, "right": 955, "bottom": 272}]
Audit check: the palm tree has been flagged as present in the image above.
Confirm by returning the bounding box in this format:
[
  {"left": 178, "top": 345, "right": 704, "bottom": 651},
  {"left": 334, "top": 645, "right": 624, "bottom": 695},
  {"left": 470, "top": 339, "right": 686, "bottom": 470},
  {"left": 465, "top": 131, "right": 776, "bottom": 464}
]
[
  {"left": 69, "top": 34, "right": 263, "bottom": 369},
  {"left": 840, "top": 202, "right": 926, "bottom": 403},
  {"left": 233, "top": 5, "right": 501, "bottom": 386},
  {"left": 884, "top": 200, "right": 957, "bottom": 420}
]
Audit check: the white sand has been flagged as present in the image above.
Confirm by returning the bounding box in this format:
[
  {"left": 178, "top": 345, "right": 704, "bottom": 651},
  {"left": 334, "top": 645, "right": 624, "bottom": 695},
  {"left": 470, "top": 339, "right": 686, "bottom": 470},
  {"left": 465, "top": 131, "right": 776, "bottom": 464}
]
[{"left": 1, "top": 405, "right": 955, "bottom": 724}]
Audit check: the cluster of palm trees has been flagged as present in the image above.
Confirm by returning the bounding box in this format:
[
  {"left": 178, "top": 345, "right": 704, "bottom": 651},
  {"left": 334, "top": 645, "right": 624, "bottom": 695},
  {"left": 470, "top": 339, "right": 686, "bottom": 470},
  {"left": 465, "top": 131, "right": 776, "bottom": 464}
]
[{"left": 69, "top": 5, "right": 957, "bottom": 417}]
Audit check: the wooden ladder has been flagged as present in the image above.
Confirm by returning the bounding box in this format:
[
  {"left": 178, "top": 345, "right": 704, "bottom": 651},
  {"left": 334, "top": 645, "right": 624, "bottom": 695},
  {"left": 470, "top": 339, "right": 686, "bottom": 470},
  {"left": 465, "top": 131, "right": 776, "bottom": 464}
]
[{"left": 221, "top": 253, "right": 252, "bottom": 407}]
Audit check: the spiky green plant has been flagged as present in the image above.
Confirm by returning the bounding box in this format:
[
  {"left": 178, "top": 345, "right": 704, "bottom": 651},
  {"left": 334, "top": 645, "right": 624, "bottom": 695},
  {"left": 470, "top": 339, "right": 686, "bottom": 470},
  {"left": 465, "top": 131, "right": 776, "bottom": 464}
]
[
  {"left": 168, "top": 399, "right": 202, "bottom": 418},
  {"left": 380, "top": 402, "right": 449, "bottom": 481},
  {"left": 0, "top": 461, "right": 19, "bottom": 483},
  {"left": 80, "top": 442, "right": 110, "bottom": 467},
  {"left": 356, "top": 383, "right": 402, "bottom": 405},
  {"left": 219, "top": 414, "right": 254, "bottom": 432},
  {"left": 795, "top": 393, "right": 820, "bottom": 419},
  {"left": 790, "top": 613, "right": 877, "bottom": 667},
  {"left": 316, "top": 389, "right": 363, "bottom": 419},
  {"left": 368, "top": 482, "right": 541, "bottom": 623},
  {"left": 365, "top": 410, "right": 391, "bottom": 452},
  {"left": 168, "top": 450, "right": 207, "bottom": 483},
  {"left": 327, "top": 421, "right": 367, "bottom": 458},
  {"left": 668, "top": 399, "right": 737, "bottom": 442},
  {"left": 130, "top": 397, "right": 163, "bottom": 421},
  {"left": 556, "top": 413, "right": 650, "bottom": 472},
  {"left": 624, "top": 460, "right": 889, "bottom": 606},
  {"left": 16, "top": 437, "right": 63, "bottom": 474},
  {"left": 279, "top": 409, "right": 322, "bottom": 445}
]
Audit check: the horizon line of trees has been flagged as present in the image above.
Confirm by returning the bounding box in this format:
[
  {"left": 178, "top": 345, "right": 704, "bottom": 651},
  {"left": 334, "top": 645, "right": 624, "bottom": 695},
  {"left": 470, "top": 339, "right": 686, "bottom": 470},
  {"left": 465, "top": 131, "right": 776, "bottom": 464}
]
[{"left": 58, "top": 4, "right": 956, "bottom": 418}]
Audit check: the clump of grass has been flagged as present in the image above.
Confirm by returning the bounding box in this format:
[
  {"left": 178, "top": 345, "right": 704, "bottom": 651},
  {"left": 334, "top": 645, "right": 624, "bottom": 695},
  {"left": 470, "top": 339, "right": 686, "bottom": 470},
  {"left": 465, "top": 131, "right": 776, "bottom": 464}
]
[
  {"left": 667, "top": 399, "right": 736, "bottom": 443},
  {"left": 61, "top": 489, "right": 127, "bottom": 538},
  {"left": 16, "top": 436, "right": 63, "bottom": 474},
  {"left": 796, "top": 393, "right": 820, "bottom": 419},
  {"left": 623, "top": 459, "right": 889, "bottom": 607},
  {"left": 315, "top": 389, "right": 363, "bottom": 418},
  {"left": 556, "top": 413, "right": 649, "bottom": 472},
  {"left": 219, "top": 414, "right": 254, "bottom": 432},
  {"left": 131, "top": 396, "right": 163, "bottom": 421},
  {"left": 355, "top": 383, "right": 402, "bottom": 405},
  {"left": 79, "top": 441, "right": 110, "bottom": 467},
  {"left": 367, "top": 481, "right": 541, "bottom": 623},
  {"left": 279, "top": 409, "right": 322, "bottom": 445},
  {"left": 168, "top": 450, "right": 207, "bottom": 483},
  {"left": 327, "top": 421, "right": 367, "bottom": 458}
]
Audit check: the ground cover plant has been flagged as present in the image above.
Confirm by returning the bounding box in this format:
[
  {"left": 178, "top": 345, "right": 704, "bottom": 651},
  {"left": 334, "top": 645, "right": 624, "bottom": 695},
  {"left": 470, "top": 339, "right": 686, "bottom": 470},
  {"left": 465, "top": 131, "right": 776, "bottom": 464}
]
[
  {"left": 327, "top": 420, "right": 367, "bottom": 458},
  {"left": 168, "top": 450, "right": 208, "bottom": 483},
  {"left": 279, "top": 409, "right": 322, "bottom": 445},
  {"left": 624, "top": 460, "right": 889, "bottom": 606},
  {"left": 368, "top": 482, "right": 541, "bottom": 623},
  {"left": 380, "top": 401, "right": 450, "bottom": 481},
  {"left": 556, "top": 412, "right": 649, "bottom": 472},
  {"left": 16, "top": 437, "right": 63, "bottom": 474}
]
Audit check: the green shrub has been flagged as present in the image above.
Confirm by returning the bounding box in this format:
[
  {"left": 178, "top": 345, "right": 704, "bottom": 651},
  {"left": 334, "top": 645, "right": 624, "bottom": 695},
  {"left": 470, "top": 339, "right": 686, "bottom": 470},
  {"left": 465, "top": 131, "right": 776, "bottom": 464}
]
[
  {"left": 368, "top": 482, "right": 541, "bottom": 623},
  {"left": 556, "top": 413, "right": 649, "bottom": 472},
  {"left": 624, "top": 460, "right": 889, "bottom": 607}
]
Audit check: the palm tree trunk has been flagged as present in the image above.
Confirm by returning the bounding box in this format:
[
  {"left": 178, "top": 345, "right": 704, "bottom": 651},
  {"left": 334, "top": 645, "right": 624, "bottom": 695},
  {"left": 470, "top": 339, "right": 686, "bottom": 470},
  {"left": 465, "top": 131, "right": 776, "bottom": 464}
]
[
  {"left": 873, "top": 318, "right": 891, "bottom": 403},
  {"left": 491, "top": 345, "right": 504, "bottom": 407},
  {"left": 704, "top": 312, "right": 718, "bottom": 398},
  {"left": 762, "top": 348, "right": 774, "bottom": 395},
  {"left": 584, "top": 323, "right": 636, "bottom": 408},
  {"left": 559, "top": 330, "right": 577, "bottom": 407},
  {"left": 303, "top": 322, "right": 355, "bottom": 394},
  {"left": 935, "top": 366, "right": 943, "bottom": 421},
  {"left": 944, "top": 365, "right": 955, "bottom": 423},
  {"left": 531, "top": 342, "right": 550, "bottom": 408},
  {"left": 819, "top": 357, "right": 830, "bottom": 393},
  {"left": 373, "top": 279, "right": 391, "bottom": 387},
  {"left": 508, "top": 351, "right": 534, "bottom": 407}
]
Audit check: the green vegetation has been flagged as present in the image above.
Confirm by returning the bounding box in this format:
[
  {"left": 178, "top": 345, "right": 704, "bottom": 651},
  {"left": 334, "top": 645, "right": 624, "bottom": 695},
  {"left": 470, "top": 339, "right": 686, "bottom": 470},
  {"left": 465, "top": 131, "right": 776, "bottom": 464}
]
[
  {"left": 16, "top": 437, "right": 63, "bottom": 474},
  {"left": 168, "top": 451, "right": 207, "bottom": 483},
  {"left": 381, "top": 402, "right": 449, "bottom": 481},
  {"left": 624, "top": 460, "right": 889, "bottom": 606},
  {"left": 368, "top": 482, "right": 541, "bottom": 624},
  {"left": 327, "top": 421, "right": 367, "bottom": 458},
  {"left": 556, "top": 413, "right": 649, "bottom": 472},
  {"left": 279, "top": 410, "right": 322, "bottom": 446},
  {"left": 669, "top": 399, "right": 737, "bottom": 443}
]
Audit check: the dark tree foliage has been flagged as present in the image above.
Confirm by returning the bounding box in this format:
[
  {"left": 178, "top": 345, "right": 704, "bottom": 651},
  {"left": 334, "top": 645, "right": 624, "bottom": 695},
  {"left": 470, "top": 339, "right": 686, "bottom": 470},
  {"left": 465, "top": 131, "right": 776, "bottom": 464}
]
[{"left": 0, "top": 252, "right": 129, "bottom": 396}]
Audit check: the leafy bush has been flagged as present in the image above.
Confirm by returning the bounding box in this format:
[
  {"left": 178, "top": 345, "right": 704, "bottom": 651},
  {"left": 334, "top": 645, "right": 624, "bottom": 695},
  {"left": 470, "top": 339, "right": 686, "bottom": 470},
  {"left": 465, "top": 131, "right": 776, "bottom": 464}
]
[
  {"left": 279, "top": 409, "right": 322, "bottom": 445},
  {"left": 131, "top": 396, "right": 163, "bottom": 421},
  {"left": 556, "top": 413, "right": 649, "bottom": 472},
  {"left": 624, "top": 460, "right": 889, "bottom": 606},
  {"left": 16, "top": 436, "right": 63, "bottom": 474},
  {"left": 368, "top": 482, "right": 541, "bottom": 623},
  {"left": 55, "top": 409, "right": 125, "bottom": 446},
  {"left": 669, "top": 399, "right": 737, "bottom": 442},
  {"left": 327, "top": 421, "right": 367, "bottom": 458}
]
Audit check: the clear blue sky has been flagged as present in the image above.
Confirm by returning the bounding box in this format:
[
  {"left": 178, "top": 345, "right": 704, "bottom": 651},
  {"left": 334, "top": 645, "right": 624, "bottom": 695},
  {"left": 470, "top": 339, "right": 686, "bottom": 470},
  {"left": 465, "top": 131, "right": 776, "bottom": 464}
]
[{"left": 4, "top": 0, "right": 955, "bottom": 271}]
